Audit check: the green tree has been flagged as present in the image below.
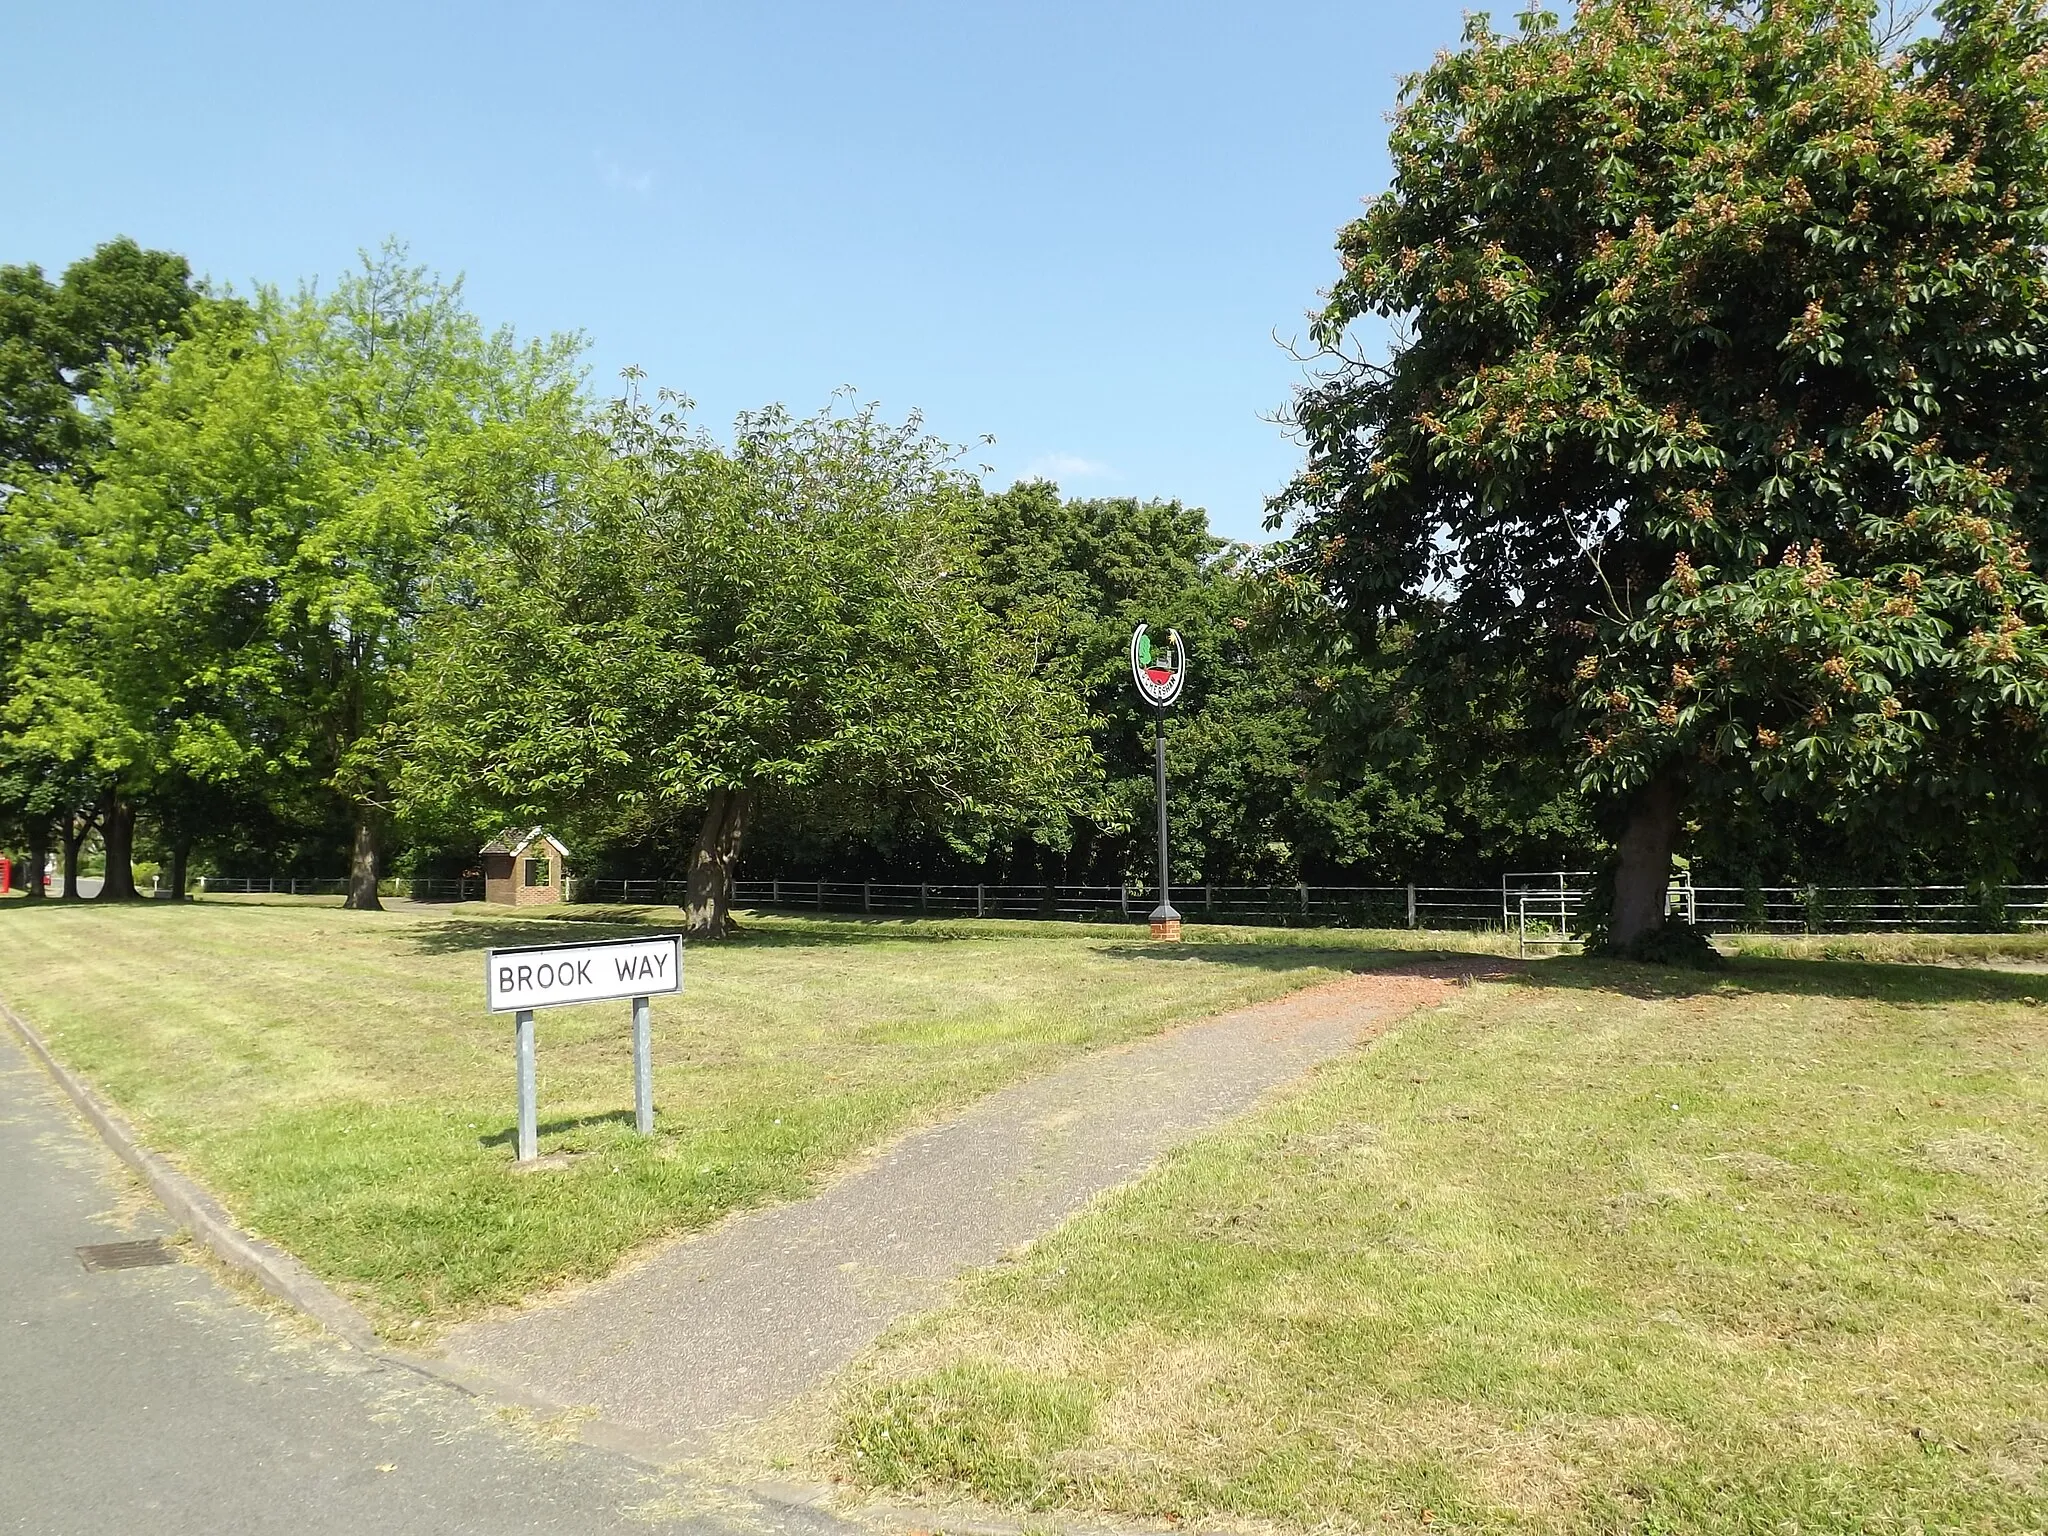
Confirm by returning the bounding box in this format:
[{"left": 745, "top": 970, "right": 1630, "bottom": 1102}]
[
  {"left": 967, "top": 483, "right": 1579, "bottom": 891},
  {"left": 1275, "top": 0, "right": 2048, "bottom": 947},
  {"left": 8, "top": 245, "right": 584, "bottom": 905},
  {"left": 0, "top": 238, "right": 209, "bottom": 896},
  {"left": 970, "top": 483, "right": 1232, "bottom": 881},
  {"left": 400, "top": 391, "right": 1091, "bottom": 936},
  {"left": 0, "top": 237, "right": 205, "bottom": 481}
]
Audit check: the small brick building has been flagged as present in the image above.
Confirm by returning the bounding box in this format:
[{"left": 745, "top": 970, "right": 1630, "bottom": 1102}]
[{"left": 481, "top": 828, "right": 570, "bottom": 907}]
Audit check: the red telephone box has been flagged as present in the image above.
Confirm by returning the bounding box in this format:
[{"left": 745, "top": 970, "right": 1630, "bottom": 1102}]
[{"left": 1, "top": 857, "right": 12, "bottom": 894}]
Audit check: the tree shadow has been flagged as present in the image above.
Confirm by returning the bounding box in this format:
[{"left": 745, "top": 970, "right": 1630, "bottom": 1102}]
[
  {"left": 1106, "top": 939, "right": 2048, "bottom": 1005},
  {"left": 405, "top": 912, "right": 675, "bottom": 954},
  {"left": 476, "top": 1109, "right": 637, "bottom": 1149},
  {"left": 1489, "top": 953, "right": 2048, "bottom": 1007},
  {"left": 402, "top": 908, "right": 1153, "bottom": 955},
  {"left": 1095, "top": 940, "right": 1440, "bottom": 975}
]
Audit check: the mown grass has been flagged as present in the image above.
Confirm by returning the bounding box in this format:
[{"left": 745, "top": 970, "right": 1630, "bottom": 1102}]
[
  {"left": 825, "top": 955, "right": 2048, "bottom": 1534},
  {"left": 1724, "top": 928, "right": 2048, "bottom": 967},
  {"left": 0, "top": 896, "right": 1491, "bottom": 1329}
]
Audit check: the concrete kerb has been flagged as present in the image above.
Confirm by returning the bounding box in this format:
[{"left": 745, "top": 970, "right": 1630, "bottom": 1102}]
[
  {"left": 0, "top": 989, "right": 693, "bottom": 1472},
  {"left": 0, "top": 992, "right": 382, "bottom": 1352}
]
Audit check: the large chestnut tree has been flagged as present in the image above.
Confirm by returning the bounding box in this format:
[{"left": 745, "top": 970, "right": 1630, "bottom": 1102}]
[{"left": 1275, "top": 0, "right": 2048, "bottom": 945}]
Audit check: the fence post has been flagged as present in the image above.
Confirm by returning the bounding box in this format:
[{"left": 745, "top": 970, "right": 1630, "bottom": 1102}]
[
  {"left": 1205, "top": 884, "right": 1212, "bottom": 913},
  {"left": 1297, "top": 880, "right": 1309, "bottom": 916},
  {"left": 863, "top": 880, "right": 871, "bottom": 914},
  {"left": 817, "top": 878, "right": 825, "bottom": 909},
  {"left": 919, "top": 882, "right": 927, "bottom": 915},
  {"left": 772, "top": 877, "right": 780, "bottom": 908},
  {"left": 1120, "top": 883, "right": 1129, "bottom": 919},
  {"left": 1407, "top": 883, "right": 1417, "bottom": 929}
]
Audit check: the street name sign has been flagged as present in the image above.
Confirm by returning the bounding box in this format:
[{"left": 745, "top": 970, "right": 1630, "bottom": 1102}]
[
  {"left": 484, "top": 933, "right": 684, "bottom": 1162},
  {"left": 485, "top": 933, "right": 682, "bottom": 1013}
]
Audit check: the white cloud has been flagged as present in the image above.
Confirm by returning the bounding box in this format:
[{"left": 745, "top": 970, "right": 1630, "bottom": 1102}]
[
  {"left": 595, "top": 152, "right": 655, "bottom": 198},
  {"left": 1021, "top": 452, "right": 1116, "bottom": 484}
]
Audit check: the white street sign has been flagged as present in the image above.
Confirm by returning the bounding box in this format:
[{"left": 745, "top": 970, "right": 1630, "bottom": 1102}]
[{"left": 485, "top": 934, "right": 682, "bottom": 1014}]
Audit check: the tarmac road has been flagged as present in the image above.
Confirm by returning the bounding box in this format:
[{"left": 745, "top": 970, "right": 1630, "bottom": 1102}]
[{"left": 0, "top": 1025, "right": 825, "bottom": 1536}]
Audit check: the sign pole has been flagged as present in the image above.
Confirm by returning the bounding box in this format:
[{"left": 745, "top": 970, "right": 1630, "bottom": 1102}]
[
  {"left": 632, "top": 995, "right": 653, "bottom": 1135},
  {"left": 1150, "top": 712, "right": 1180, "bottom": 941},
  {"left": 1130, "top": 623, "right": 1187, "bottom": 943},
  {"left": 515, "top": 1009, "right": 537, "bottom": 1164}
]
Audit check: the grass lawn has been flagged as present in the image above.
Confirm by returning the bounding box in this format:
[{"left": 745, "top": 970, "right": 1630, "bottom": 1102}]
[
  {"left": 823, "top": 954, "right": 2048, "bottom": 1534},
  {"left": 0, "top": 896, "right": 1486, "bottom": 1329},
  {"left": 1725, "top": 929, "right": 2048, "bottom": 966}
]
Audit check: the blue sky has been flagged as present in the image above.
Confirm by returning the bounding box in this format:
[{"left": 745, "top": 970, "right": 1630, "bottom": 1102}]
[{"left": 5, "top": 1, "right": 1482, "bottom": 539}]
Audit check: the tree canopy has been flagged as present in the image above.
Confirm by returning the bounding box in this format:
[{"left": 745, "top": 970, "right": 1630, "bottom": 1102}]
[
  {"left": 1274, "top": 0, "right": 2048, "bottom": 945},
  {"left": 0, "top": 239, "right": 213, "bottom": 897},
  {"left": 399, "top": 392, "right": 1093, "bottom": 935},
  {"left": 2, "top": 244, "right": 584, "bottom": 905}
]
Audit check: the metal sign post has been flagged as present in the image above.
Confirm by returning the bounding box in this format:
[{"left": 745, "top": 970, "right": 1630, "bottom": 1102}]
[
  {"left": 514, "top": 1009, "right": 537, "bottom": 1162},
  {"left": 632, "top": 994, "right": 653, "bottom": 1135},
  {"left": 485, "top": 933, "right": 682, "bottom": 1164},
  {"left": 1130, "top": 624, "right": 1188, "bottom": 942}
]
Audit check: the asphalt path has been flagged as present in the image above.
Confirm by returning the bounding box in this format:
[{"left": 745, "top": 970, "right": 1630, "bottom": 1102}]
[
  {"left": 0, "top": 1026, "right": 832, "bottom": 1536},
  {"left": 446, "top": 968, "right": 1455, "bottom": 1454}
]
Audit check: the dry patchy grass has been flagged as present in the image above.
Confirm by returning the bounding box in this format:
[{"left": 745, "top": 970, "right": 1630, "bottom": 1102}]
[{"left": 824, "top": 955, "right": 2048, "bottom": 1534}]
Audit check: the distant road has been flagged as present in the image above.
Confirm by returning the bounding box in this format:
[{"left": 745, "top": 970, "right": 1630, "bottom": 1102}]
[{"left": 15, "top": 878, "right": 106, "bottom": 898}]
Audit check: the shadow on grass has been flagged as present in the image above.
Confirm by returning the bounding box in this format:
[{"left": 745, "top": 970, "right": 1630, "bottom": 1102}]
[
  {"left": 476, "top": 1109, "right": 637, "bottom": 1149},
  {"left": 404, "top": 913, "right": 677, "bottom": 953},
  {"left": 1492, "top": 952, "right": 2048, "bottom": 1007},
  {"left": 400, "top": 908, "right": 1158, "bottom": 956},
  {"left": 1107, "top": 937, "right": 2048, "bottom": 1005},
  {"left": 1095, "top": 941, "right": 1430, "bottom": 975}
]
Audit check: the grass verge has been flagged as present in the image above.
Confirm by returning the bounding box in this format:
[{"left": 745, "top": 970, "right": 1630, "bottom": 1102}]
[
  {"left": 0, "top": 897, "right": 1488, "bottom": 1328},
  {"left": 823, "top": 954, "right": 2048, "bottom": 1534}
]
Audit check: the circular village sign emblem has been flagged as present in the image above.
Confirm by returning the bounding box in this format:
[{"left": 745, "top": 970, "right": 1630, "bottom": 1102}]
[{"left": 1129, "top": 623, "right": 1187, "bottom": 711}]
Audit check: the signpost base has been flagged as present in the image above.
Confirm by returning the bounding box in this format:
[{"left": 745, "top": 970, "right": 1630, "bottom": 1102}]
[{"left": 1148, "top": 902, "right": 1182, "bottom": 944}]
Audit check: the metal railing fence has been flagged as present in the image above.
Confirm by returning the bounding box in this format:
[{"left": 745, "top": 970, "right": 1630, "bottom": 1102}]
[
  {"left": 1685, "top": 883, "right": 2048, "bottom": 933},
  {"left": 192, "top": 875, "right": 483, "bottom": 902},
  {"left": 187, "top": 872, "right": 2048, "bottom": 934}
]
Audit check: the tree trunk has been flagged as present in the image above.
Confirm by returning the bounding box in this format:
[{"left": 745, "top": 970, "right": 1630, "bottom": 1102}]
[
  {"left": 1610, "top": 769, "right": 1685, "bottom": 949},
  {"left": 685, "top": 788, "right": 754, "bottom": 938},
  {"left": 344, "top": 807, "right": 383, "bottom": 911},
  {"left": 24, "top": 817, "right": 49, "bottom": 901},
  {"left": 59, "top": 809, "right": 95, "bottom": 901},
  {"left": 96, "top": 791, "right": 141, "bottom": 901},
  {"left": 168, "top": 834, "right": 191, "bottom": 902}
]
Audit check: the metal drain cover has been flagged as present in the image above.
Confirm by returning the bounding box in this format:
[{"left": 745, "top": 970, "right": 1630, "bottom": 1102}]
[{"left": 77, "top": 1239, "right": 177, "bottom": 1272}]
